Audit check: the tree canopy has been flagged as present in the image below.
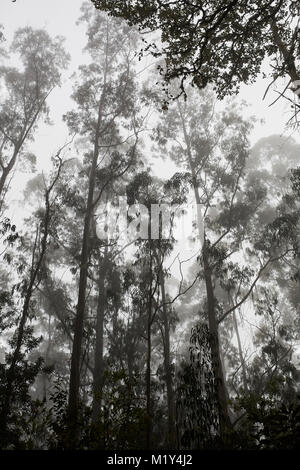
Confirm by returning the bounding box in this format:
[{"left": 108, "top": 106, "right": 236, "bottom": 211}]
[{"left": 92, "top": 0, "right": 300, "bottom": 105}]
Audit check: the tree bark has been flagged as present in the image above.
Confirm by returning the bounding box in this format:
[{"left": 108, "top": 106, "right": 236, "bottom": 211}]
[
  {"left": 177, "top": 100, "right": 232, "bottom": 441},
  {"left": 232, "top": 309, "right": 248, "bottom": 391},
  {"left": 159, "top": 269, "right": 176, "bottom": 448},
  {"left": 92, "top": 260, "right": 106, "bottom": 425},
  {"left": 146, "top": 311, "right": 152, "bottom": 449},
  {"left": 202, "top": 246, "right": 232, "bottom": 441},
  {"left": 67, "top": 129, "right": 101, "bottom": 445},
  {"left": 0, "top": 145, "right": 19, "bottom": 206}
]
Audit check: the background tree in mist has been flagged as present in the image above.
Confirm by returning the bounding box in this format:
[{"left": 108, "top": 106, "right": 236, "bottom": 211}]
[
  {"left": 0, "top": 154, "right": 71, "bottom": 448},
  {"left": 0, "top": 27, "right": 69, "bottom": 210}
]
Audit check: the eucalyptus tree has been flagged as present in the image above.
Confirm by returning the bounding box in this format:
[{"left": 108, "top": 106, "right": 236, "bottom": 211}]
[
  {"left": 63, "top": 3, "right": 143, "bottom": 443},
  {"left": 125, "top": 169, "right": 191, "bottom": 448},
  {"left": 125, "top": 171, "right": 165, "bottom": 448},
  {"left": 0, "top": 27, "right": 69, "bottom": 209},
  {"left": 151, "top": 85, "right": 291, "bottom": 441}
]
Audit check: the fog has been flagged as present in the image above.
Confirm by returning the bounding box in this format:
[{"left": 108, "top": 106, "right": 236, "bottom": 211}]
[{"left": 0, "top": 0, "right": 299, "bottom": 452}]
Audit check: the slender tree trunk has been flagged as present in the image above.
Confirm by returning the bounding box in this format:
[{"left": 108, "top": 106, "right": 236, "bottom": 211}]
[
  {"left": 146, "top": 312, "right": 152, "bottom": 449},
  {"left": 152, "top": 240, "right": 176, "bottom": 448},
  {"left": 42, "top": 313, "right": 53, "bottom": 402},
  {"left": 159, "top": 270, "right": 176, "bottom": 448},
  {"left": 0, "top": 145, "right": 19, "bottom": 205},
  {"left": 145, "top": 244, "right": 154, "bottom": 450},
  {"left": 202, "top": 246, "right": 232, "bottom": 441},
  {"left": 0, "top": 167, "right": 9, "bottom": 199},
  {"left": 92, "top": 261, "right": 106, "bottom": 425},
  {"left": 67, "top": 140, "right": 100, "bottom": 444},
  {"left": 232, "top": 309, "right": 248, "bottom": 391}
]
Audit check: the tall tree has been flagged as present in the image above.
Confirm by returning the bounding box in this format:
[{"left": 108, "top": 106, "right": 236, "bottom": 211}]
[
  {"left": 64, "top": 3, "right": 140, "bottom": 444},
  {"left": 0, "top": 27, "right": 69, "bottom": 208},
  {"left": 151, "top": 85, "right": 289, "bottom": 441}
]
